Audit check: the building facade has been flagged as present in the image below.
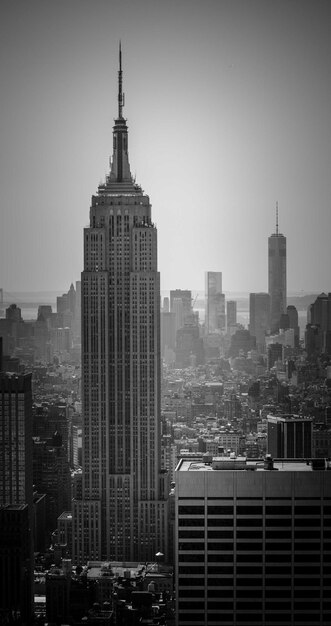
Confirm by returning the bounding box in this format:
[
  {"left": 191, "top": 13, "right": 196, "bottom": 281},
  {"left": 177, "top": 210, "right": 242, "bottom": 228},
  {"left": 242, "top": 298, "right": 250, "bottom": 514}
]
[
  {"left": 0, "top": 373, "right": 34, "bottom": 621},
  {"left": 175, "top": 455, "right": 331, "bottom": 626},
  {"left": 73, "top": 48, "right": 168, "bottom": 563},
  {"left": 267, "top": 414, "right": 313, "bottom": 458}
]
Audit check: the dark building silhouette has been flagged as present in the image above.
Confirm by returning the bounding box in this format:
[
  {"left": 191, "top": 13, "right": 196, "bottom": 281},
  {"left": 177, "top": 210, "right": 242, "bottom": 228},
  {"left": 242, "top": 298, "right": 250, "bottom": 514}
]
[
  {"left": 267, "top": 414, "right": 313, "bottom": 458},
  {"left": 287, "top": 304, "right": 300, "bottom": 347},
  {"left": 33, "top": 432, "right": 71, "bottom": 533},
  {"left": 306, "top": 292, "right": 331, "bottom": 354},
  {"left": 228, "top": 329, "right": 256, "bottom": 357},
  {"left": 0, "top": 504, "right": 34, "bottom": 624},
  {"left": 0, "top": 373, "right": 33, "bottom": 510},
  {"left": 0, "top": 372, "right": 34, "bottom": 622}
]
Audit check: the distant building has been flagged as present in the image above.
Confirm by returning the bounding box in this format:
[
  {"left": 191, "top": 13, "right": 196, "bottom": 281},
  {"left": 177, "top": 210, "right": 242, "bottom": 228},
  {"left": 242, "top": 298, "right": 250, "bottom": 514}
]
[
  {"left": 162, "top": 296, "right": 170, "bottom": 313},
  {"left": 268, "top": 204, "right": 287, "bottom": 332},
  {"left": 205, "top": 272, "right": 225, "bottom": 333},
  {"left": 176, "top": 324, "right": 204, "bottom": 368},
  {"left": 306, "top": 292, "right": 331, "bottom": 354},
  {"left": 161, "top": 311, "right": 176, "bottom": 356},
  {"left": 228, "top": 329, "right": 256, "bottom": 357},
  {"left": 226, "top": 300, "right": 237, "bottom": 328},
  {"left": 249, "top": 292, "right": 270, "bottom": 352},
  {"left": 170, "top": 290, "right": 192, "bottom": 329},
  {"left": 287, "top": 304, "right": 300, "bottom": 347},
  {"left": 267, "top": 342, "right": 283, "bottom": 369}
]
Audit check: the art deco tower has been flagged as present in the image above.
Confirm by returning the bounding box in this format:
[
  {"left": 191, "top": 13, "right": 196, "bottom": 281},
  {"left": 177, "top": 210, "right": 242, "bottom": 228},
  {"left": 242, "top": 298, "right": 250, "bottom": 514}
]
[
  {"left": 73, "top": 47, "right": 168, "bottom": 563},
  {"left": 268, "top": 203, "right": 287, "bottom": 333}
]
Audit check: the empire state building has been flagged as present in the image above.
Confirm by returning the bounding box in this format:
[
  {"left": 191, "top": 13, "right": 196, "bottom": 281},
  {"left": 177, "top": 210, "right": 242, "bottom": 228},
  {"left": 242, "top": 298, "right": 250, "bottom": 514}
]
[{"left": 73, "top": 47, "right": 168, "bottom": 563}]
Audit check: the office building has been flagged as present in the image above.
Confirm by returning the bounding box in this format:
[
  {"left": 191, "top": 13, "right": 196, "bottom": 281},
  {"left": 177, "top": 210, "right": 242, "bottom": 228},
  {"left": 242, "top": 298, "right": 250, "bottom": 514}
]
[
  {"left": 286, "top": 304, "right": 300, "bottom": 347},
  {"left": 226, "top": 300, "right": 237, "bottom": 328},
  {"left": 267, "top": 342, "right": 283, "bottom": 369},
  {"left": 0, "top": 504, "right": 34, "bottom": 624},
  {"left": 205, "top": 272, "right": 225, "bottom": 333},
  {"left": 175, "top": 455, "right": 331, "bottom": 626},
  {"left": 0, "top": 372, "right": 33, "bottom": 509},
  {"left": 0, "top": 372, "right": 34, "bottom": 622},
  {"left": 170, "top": 289, "right": 192, "bottom": 328},
  {"left": 268, "top": 204, "right": 287, "bottom": 333},
  {"left": 73, "top": 47, "right": 168, "bottom": 563},
  {"left": 161, "top": 311, "right": 176, "bottom": 356},
  {"left": 249, "top": 292, "right": 270, "bottom": 352},
  {"left": 307, "top": 292, "right": 331, "bottom": 354},
  {"left": 267, "top": 414, "right": 313, "bottom": 458}
]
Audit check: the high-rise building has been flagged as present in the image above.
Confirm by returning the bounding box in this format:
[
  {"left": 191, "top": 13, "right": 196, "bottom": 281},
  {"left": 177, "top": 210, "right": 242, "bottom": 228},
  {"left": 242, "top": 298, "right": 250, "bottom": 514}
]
[
  {"left": 175, "top": 455, "right": 331, "bottom": 626},
  {"left": 267, "top": 342, "right": 283, "bottom": 369},
  {"left": 249, "top": 292, "right": 270, "bottom": 352},
  {"left": 0, "top": 372, "right": 33, "bottom": 510},
  {"left": 307, "top": 292, "right": 331, "bottom": 354},
  {"left": 268, "top": 204, "right": 287, "bottom": 333},
  {"left": 73, "top": 47, "right": 168, "bottom": 563},
  {"left": 0, "top": 372, "right": 34, "bottom": 622},
  {"left": 286, "top": 304, "right": 300, "bottom": 347},
  {"left": 267, "top": 414, "right": 312, "bottom": 458},
  {"left": 226, "top": 300, "right": 237, "bottom": 328},
  {"left": 0, "top": 504, "right": 34, "bottom": 623},
  {"left": 170, "top": 290, "right": 192, "bottom": 328},
  {"left": 205, "top": 272, "right": 225, "bottom": 333}
]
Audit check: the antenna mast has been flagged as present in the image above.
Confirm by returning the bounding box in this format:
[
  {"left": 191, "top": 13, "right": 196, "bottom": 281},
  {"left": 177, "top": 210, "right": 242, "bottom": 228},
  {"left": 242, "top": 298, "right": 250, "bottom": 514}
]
[
  {"left": 118, "top": 41, "right": 124, "bottom": 118},
  {"left": 276, "top": 201, "right": 279, "bottom": 235}
]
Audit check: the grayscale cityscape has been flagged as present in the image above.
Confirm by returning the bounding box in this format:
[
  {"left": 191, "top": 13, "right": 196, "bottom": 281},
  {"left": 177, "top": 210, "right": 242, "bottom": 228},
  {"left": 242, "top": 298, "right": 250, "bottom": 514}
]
[{"left": 1, "top": 1, "right": 331, "bottom": 625}]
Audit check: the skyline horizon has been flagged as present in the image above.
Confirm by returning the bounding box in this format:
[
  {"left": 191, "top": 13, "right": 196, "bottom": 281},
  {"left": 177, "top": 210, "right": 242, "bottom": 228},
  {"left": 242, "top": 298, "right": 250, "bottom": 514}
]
[{"left": 1, "top": 1, "right": 331, "bottom": 294}]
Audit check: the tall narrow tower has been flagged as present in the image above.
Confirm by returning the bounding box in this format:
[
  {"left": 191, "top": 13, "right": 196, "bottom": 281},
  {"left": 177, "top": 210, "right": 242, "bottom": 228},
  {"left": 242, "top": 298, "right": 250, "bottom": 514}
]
[
  {"left": 268, "top": 203, "right": 286, "bottom": 333},
  {"left": 73, "top": 47, "right": 168, "bottom": 563}
]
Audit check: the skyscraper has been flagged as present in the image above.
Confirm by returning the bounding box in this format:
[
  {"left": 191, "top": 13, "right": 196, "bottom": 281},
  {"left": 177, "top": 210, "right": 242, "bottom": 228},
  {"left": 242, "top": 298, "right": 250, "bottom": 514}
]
[
  {"left": 249, "top": 292, "right": 270, "bottom": 352},
  {"left": 73, "top": 47, "right": 168, "bottom": 563},
  {"left": 268, "top": 204, "right": 287, "bottom": 333},
  {"left": 0, "top": 373, "right": 34, "bottom": 622},
  {"left": 226, "top": 300, "right": 237, "bottom": 329},
  {"left": 205, "top": 272, "right": 225, "bottom": 333},
  {"left": 0, "top": 372, "right": 33, "bottom": 510}
]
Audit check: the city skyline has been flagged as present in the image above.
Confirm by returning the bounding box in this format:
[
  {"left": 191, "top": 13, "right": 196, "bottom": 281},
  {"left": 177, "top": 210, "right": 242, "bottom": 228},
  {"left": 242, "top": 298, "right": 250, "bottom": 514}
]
[{"left": 1, "top": 0, "right": 331, "bottom": 294}]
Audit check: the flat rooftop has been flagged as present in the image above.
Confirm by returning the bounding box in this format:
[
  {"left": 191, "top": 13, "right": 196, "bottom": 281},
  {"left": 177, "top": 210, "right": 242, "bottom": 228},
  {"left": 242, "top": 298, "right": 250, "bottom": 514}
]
[{"left": 178, "top": 457, "right": 329, "bottom": 472}]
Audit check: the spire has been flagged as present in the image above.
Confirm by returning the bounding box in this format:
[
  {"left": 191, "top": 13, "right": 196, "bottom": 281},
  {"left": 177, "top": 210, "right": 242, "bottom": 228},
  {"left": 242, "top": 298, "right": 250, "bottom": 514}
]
[
  {"left": 276, "top": 201, "right": 279, "bottom": 236},
  {"left": 118, "top": 40, "right": 124, "bottom": 119},
  {"left": 98, "top": 43, "right": 138, "bottom": 192}
]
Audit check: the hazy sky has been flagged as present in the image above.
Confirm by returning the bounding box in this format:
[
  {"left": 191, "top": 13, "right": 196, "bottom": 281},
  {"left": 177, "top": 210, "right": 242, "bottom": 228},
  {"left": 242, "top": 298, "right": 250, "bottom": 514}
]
[{"left": 1, "top": 0, "right": 331, "bottom": 295}]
